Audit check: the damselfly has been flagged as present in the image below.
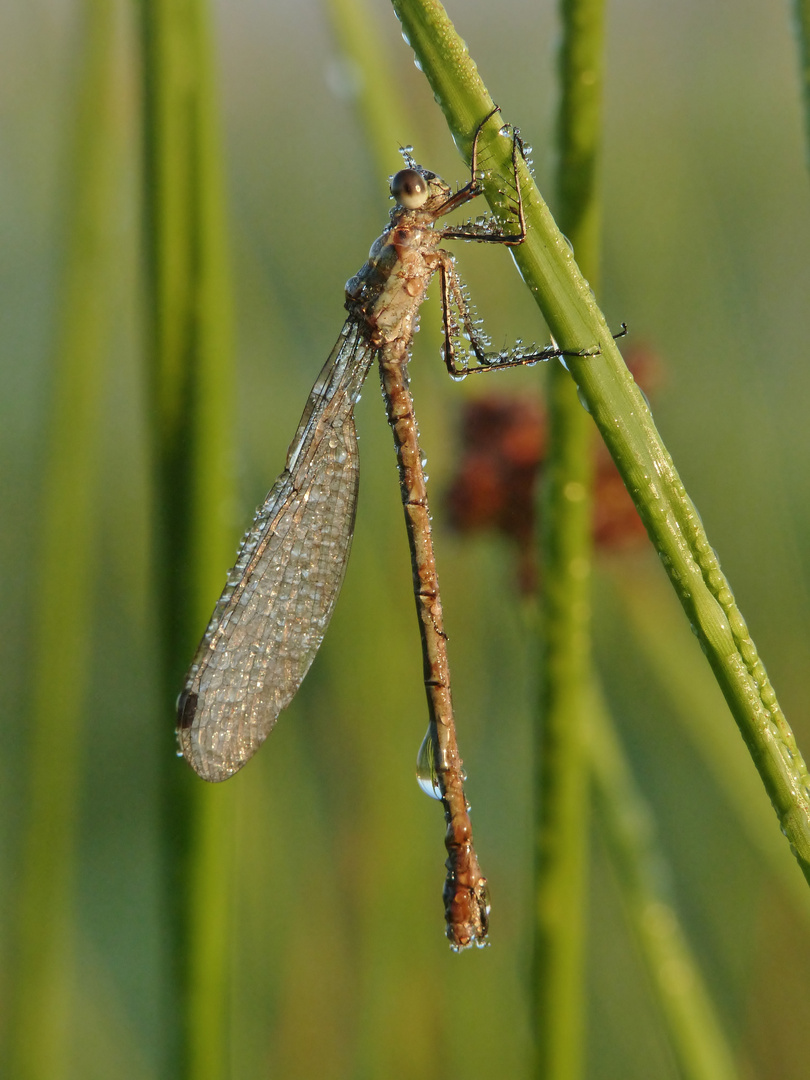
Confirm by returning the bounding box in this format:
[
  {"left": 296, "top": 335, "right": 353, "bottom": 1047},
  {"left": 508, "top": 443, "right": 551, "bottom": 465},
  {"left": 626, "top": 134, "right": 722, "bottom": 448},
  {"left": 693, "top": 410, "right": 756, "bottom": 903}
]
[{"left": 177, "top": 107, "right": 596, "bottom": 949}]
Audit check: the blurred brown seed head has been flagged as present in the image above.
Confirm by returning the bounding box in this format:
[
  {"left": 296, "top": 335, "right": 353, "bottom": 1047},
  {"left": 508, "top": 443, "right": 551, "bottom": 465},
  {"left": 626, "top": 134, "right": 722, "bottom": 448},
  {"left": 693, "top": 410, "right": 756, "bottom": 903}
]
[{"left": 445, "top": 346, "right": 660, "bottom": 594}]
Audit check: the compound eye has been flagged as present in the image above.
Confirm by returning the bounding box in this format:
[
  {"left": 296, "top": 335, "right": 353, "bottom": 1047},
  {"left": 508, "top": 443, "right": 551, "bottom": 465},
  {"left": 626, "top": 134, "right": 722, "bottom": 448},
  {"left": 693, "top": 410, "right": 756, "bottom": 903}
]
[{"left": 391, "top": 169, "right": 429, "bottom": 209}]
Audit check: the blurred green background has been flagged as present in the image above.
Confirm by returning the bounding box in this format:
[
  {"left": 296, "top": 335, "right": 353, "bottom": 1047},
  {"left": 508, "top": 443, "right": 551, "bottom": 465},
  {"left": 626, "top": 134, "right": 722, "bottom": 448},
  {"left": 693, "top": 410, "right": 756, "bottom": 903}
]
[{"left": 3, "top": 0, "right": 810, "bottom": 1077}]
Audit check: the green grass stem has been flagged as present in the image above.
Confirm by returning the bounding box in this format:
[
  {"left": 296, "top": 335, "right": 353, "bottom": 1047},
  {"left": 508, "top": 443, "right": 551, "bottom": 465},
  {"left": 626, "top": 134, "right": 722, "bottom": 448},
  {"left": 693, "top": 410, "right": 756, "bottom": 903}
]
[
  {"left": 533, "top": 0, "right": 605, "bottom": 1075},
  {"left": 791, "top": 0, "right": 810, "bottom": 170},
  {"left": 325, "top": 0, "right": 412, "bottom": 181},
  {"left": 10, "top": 2, "right": 123, "bottom": 1076},
  {"left": 391, "top": 0, "right": 810, "bottom": 887},
  {"left": 588, "top": 688, "right": 741, "bottom": 1080},
  {"left": 139, "top": 1, "right": 237, "bottom": 1076},
  {"left": 613, "top": 565, "right": 810, "bottom": 924}
]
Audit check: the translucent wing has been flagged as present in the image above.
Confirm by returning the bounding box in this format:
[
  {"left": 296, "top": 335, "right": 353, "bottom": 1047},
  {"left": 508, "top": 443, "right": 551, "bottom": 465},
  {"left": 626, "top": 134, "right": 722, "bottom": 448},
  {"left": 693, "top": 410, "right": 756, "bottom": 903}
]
[{"left": 178, "top": 321, "right": 376, "bottom": 781}]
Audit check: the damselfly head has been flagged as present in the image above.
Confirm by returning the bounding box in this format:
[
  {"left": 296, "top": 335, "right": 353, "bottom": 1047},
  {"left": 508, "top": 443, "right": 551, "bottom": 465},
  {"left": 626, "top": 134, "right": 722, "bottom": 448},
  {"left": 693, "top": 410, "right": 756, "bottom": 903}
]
[
  {"left": 391, "top": 168, "right": 430, "bottom": 209},
  {"left": 390, "top": 165, "right": 452, "bottom": 211}
]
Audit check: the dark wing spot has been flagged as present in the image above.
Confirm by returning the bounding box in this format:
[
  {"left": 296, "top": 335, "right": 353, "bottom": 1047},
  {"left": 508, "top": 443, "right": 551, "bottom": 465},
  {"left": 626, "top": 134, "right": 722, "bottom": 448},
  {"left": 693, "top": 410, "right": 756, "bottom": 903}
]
[{"left": 177, "top": 690, "right": 198, "bottom": 729}]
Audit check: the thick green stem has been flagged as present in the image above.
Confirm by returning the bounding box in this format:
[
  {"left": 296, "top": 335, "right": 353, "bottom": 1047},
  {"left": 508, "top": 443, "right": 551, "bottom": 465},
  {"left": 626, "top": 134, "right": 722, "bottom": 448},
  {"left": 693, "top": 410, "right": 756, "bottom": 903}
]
[{"left": 392, "top": 0, "right": 810, "bottom": 885}]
